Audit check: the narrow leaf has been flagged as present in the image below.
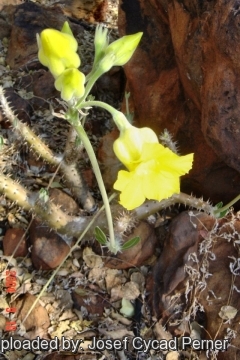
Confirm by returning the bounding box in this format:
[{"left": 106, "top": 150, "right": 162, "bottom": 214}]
[
  {"left": 94, "top": 226, "right": 107, "bottom": 245},
  {"left": 121, "top": 236, "right": 140, "bottom": 251},
  {"left": 215, "top": 202, "right": 223, "bottom": 209},
  {"left": 218, "top": 209, "right": 228, "bottom": 218}
]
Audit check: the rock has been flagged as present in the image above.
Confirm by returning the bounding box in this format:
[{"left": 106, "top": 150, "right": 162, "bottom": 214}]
[
  {"left": 3, "top": 228, "right": 28, "bottom": 257},
  {"left": 5, "top": 2, "right": 83, "bottom": 70},
  {"left": 12, "top": 293, "right": 50, "bottom": 339},
  {"left": 103, "top": 221, "right": 158, "bottom": 269},
  {"left": 153, "top": 211, "right": 240, "bottom": 359},
  {"left": 1, "top": 87, "right": 32, "bottom": 127},
  {"left": 118, "top": 0, "right": 240, "bottom": 206},
  {"left": 0, "top": 17, "right": 11, "bottom": 39},
  {"left": 49, "top": 188, "right": 79, "bottom": 216},
  {"left": 0, "top": 0, "right": 21, "bottom": 11},
  {"left": 57, "top": 0, "right": 108, "bottom": 23},
  {"left": 28, "top": 189, "right": 79, "bottom": 269},
  {"left": 94, "top": 66, "right": 125, "bottom": 101},
  {"left": 14, "top": 69, "right": 58, "bottom": 110},
  {"left": 29, "top": 219, "right": 70, "bottom": 270}
]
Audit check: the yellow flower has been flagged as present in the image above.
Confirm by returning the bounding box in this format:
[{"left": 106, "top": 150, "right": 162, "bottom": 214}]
[
  {"left": 113, "top": 125, "right": 158, "bottom": 171},
  {"left": 37, "top": 22, "right": 80, "bottom": 78},
  {"left": 54, "top": 68, "right": 85, "bottom": 102},
  {"left": 113, "top": 139, "right": 194, "bottom": 210}
]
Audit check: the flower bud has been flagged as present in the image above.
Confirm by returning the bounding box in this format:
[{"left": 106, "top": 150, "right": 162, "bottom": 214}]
[
  {"left": 104, "top": 32, "right": 143, "bottom": 67},
  {"left": 96, "top": 32, "right": 143, "bottom": 75},
  {"left": 93, "top": 24, "right": 109, "bottom": 67},
  {"left": 37, "top": 22, "right": 80, "bottom": 78},
  {"left": 54, "top": 68, "right": 85, "bottom": 102}
]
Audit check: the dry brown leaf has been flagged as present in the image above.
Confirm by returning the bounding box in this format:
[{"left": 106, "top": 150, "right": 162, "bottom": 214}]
[
  {"left": 130, "top": 271, "right": 145, "bottom": 293},
  {"left": 83, "top": 247, "right": 103, "bottom": 268},
  {"left": 99, "top": 328, "right": 134, "bottom": 339},
  {"left": 50, "top": 320, "right": 70, "bottom": 338},
  {"left": 111, "top": 311, "right": 132, "bottom": 325},
  {"left": 122, "top": 281, "right": 140, "bottom": 300},
  {"left": 219, "top": 305, "right": 238, "bottom": 321},
  {"left": 110, "top": 284, "right": 123, "bottom": 301},
  {"left": 88, "top": 267, "right": 106, "bottom": 290},
  {"left": 55, "top": 289, "right": 73, "bottom": 309},
  {"left": 105, "top": 268, "right": 125, "bottom": 292},
  {"left": 166, "top": 351, "right": 181, "bottom": 360}
]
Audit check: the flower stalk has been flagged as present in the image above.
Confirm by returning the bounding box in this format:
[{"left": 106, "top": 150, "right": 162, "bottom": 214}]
[{"left": 65, "top": 108, "right": 117, "bottom": 253}]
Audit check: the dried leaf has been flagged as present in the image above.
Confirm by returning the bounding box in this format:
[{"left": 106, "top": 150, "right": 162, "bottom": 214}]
[
  {"left": 219, "top": 305, "right": 238, "bottom": 321},
  {"left": 83, "top": 247, "right": 103, "bottom": 268},
  {"left": 122, "top": 281, "right": 140, "bottom": 300}
]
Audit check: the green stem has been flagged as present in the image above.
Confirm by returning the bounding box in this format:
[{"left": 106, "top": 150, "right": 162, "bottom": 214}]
[
  {"left": 76, "top": 68, "right": 103, "bottom": 106},
  {"left": 78, "top": 100, "right": 130, "bottom": 131},
  {"left": 213, "top": 194, "right": 240, "bottom": 216},
  {"left": 67, "top": 111, "right": 116, "bottom": 253}
]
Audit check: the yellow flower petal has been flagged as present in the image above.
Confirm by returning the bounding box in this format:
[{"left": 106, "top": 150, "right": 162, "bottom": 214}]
[
  {"left": 114, "top": 170, "right": 146, "bottom": 210},
  {"left": 54, "top": 68, "right": 85, "bottom": 102},
  {"left": 114, "top": 137, "right": 193, "bottom": 209},
  {"left": 113, "top": 125, "right": 158, "bottom": 171},
  {"left": 37, "top": 26, "right": 80, "bottom": 78},
  {"left": 141, "top": 143, "right": 194, "bottom": 176}
]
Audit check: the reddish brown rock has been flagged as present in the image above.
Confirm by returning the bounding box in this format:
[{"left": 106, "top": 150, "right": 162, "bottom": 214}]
[
  {"left": 28, "top": 189, "right": 79, "bottom": 269},
  {"left": 153, "top": 211, "right": 240, "bottom": 359},
  {"left": 58, "top": 0, "right": 108, "bottom": 23},
  {"left": 118, "top": 0, "right": 240, "bottom": 206},
  {"left": 12, "top": 293, "right": 50, "bottom": 339},
  {"left": 0, "top": 0, "right": 21, "bottom": 11},
  {"left": 1, "top": 87, "right": 32, "bottom": 127},
  {"left": 3, "top": 228, "right": 28, "bottom": 257},
  {"left": 0, "top": 17, "right": 11, "bottom": 39},
  {"left": 103, "top": 221, "right": 157, "bottom": 269},
  {"left": 14, "top": 70, "right": 58, "bottom": 110},
  {"left": 29, "top": 219, "right": 70, "bottom": 270},
  {"left": 5, "top": 2, "right": 83, "bottom": 70},
  {"left": 49, "top": 188, "right": 79, "bottom": 216}
]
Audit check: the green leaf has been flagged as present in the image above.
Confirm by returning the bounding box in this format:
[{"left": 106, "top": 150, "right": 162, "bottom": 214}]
[
  {"left": 94, "top": 226, "right": 107, "bottom": 245},
  {"left": 0, "top": 136, "right": 4, "bottom": 149},
  {"left": 214, "top": 202, "right": 228, "bottom": 218},
  {"left": 39, "top": 188, "right": 49, "bottom": 203},
  {"left": 121, "top": 236, "right": 140, "bottom": 251},
  {"left": 215, "top": 202, "right": 223, "bottom": 209},
  {"left": 218, "top": 209, "right": 228, "bottom": 218}
]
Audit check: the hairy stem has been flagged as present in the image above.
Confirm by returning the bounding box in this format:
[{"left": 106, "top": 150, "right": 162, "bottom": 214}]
[
  {"left": 0, "top": 86, "right": 95, "bottom": 211},
  {"left": 0, "top": 174, "right": 217, "bottom": 238}
]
